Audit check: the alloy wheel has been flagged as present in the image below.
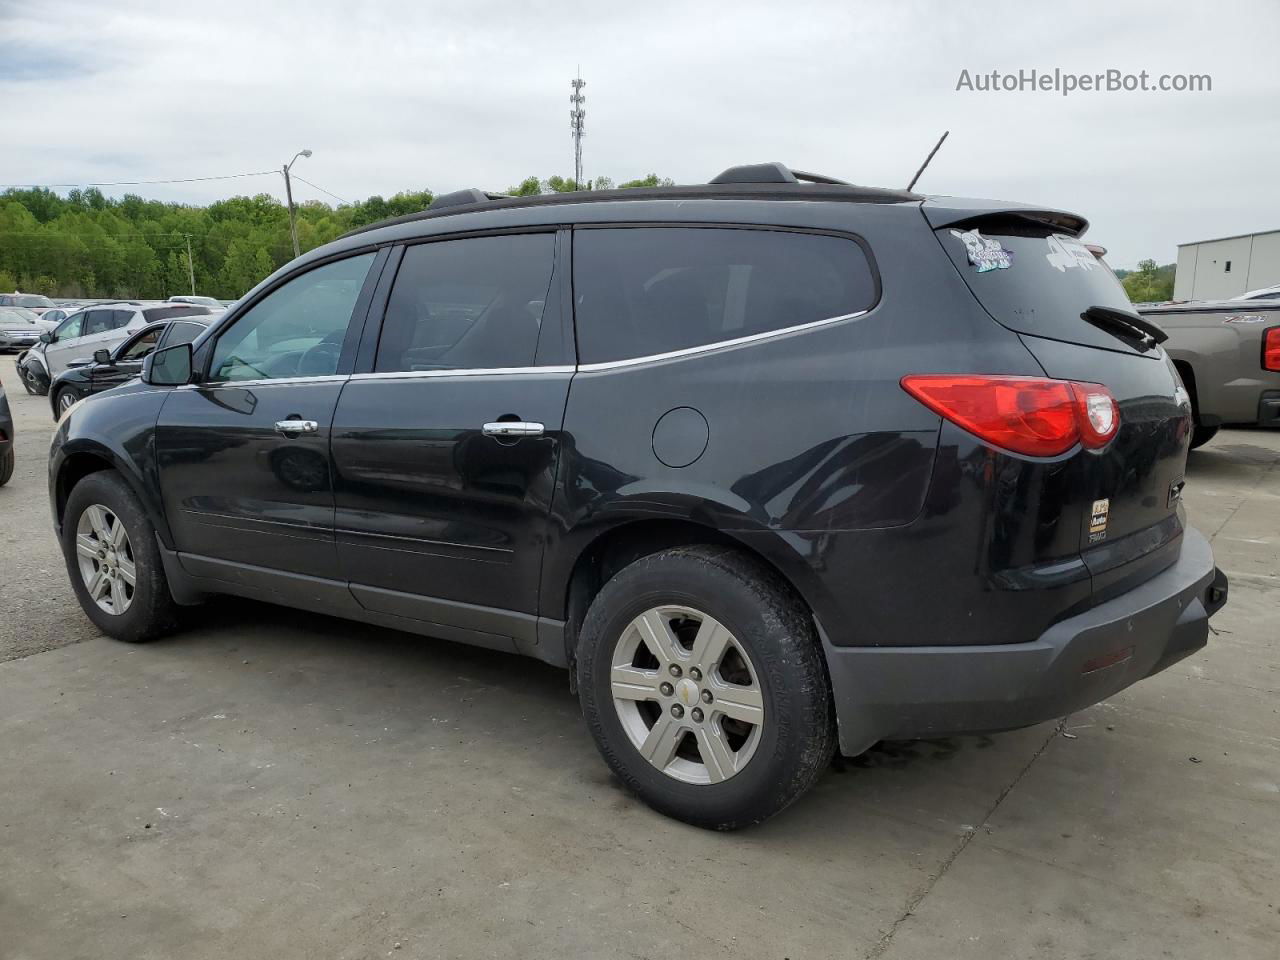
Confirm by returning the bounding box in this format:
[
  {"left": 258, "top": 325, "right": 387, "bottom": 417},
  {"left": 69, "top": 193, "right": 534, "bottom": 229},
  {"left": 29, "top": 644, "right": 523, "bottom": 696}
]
[
  {"left": 75, "top": 504, "right": 136, "bottom": 614},
  {"left": 610, "top": 605, "right": 765, "bottom": 784},
  {"left": 58, "top": 390, "right": 78, "bottom": 413}
]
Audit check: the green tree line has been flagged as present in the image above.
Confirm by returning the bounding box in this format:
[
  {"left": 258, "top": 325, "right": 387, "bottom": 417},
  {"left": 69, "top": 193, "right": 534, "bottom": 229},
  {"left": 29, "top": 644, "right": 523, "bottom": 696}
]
[
  {"left": 0, "top": 173, "right": 673, "bottom": 301},
  {"left": 1115, "top": 259, "right": 1176, "bottom": 303}
]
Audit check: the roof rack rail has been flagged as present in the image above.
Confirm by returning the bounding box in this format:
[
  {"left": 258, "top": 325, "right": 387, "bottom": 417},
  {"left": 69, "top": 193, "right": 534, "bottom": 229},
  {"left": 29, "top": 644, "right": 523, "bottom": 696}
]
[
  {"left": 708, "top": 163, "right": 851, "bottom": 186},
  {"left": 428, "top": 188, "right": 494, "bottom": 210}
]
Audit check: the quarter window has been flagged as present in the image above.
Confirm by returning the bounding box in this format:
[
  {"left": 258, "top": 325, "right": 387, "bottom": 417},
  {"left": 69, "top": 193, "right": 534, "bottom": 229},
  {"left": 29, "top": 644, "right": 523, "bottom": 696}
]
[
  {"left": 208, "top": 253, "right": 375, "bottom": 383},
  {"left": 375, "top": 233, "right": 556, "bottom": 373},
  {"left": 572, "top": 227, "right": 877, "bottom": 364}
]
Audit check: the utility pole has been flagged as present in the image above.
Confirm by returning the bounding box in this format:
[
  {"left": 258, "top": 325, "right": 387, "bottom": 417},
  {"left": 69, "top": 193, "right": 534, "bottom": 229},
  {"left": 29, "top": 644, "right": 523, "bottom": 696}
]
[
  {"left": 569, "top": 69, "right": 586, "bottom": 189},
  {"left": 282, "top": 148, "right": 313, "bottom": 259},
  {"left": 185, "top": 234, "right": 196, "bottom": 294}
]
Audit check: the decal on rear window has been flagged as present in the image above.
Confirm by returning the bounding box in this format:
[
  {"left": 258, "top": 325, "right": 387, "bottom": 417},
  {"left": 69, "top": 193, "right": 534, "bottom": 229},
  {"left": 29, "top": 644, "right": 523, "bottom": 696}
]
[
  {"left": 1044, "top": 234, "right": 1097, "bottom": 273},
  {"left": 950, "top": 229, "right": 1013, "bottom": 273}
]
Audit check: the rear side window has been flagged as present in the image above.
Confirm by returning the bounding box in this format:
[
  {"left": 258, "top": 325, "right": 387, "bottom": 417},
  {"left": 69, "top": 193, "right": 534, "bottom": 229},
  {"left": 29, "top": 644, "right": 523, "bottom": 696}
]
[
  {"left": 159, "top": 320, "right": 207, "bottom": 348},
  {"left": 82, "top": 310, "right": 116, "bottom": 335},
  {"left": 573, "top": 227, "right": 877, "bottom": 364},
  {"left": 375, "top": 233, "right": 556, "bottom": 373}
]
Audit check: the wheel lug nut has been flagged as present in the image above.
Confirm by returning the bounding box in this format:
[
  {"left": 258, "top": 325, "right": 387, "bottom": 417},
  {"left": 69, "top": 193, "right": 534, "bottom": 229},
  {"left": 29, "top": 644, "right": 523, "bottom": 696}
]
[
  {"left": 691, "top": 708, "right": 704, "bottom": 723},
  {"left": 659, "top": 682, "right": 674, "bottom": 697},
  {"left": 701, "top": 690, "right": 713, "bottom": 704},
  {"left": 670, "top": 704, "right": 684, "bottom": 719},
  {"left": 668, "top": 664, "right": 682, "bottom": 677},
  {"left": 689, "top": 667, "right": 702, "bottom": 681}
]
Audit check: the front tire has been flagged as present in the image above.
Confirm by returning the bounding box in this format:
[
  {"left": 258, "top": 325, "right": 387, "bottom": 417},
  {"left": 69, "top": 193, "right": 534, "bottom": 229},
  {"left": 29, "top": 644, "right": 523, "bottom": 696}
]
[
  {"left": 54, "top": 386, "right": 81, "bottom": 417},
  {"left": 577, "top": 545, "right": 835, "bottom": 830},
  {"left": 0, "top": 447, "right": 12, "bottom": 486},
  {"left": 62, "top": 471, "right": 178, "bottom": 642}
]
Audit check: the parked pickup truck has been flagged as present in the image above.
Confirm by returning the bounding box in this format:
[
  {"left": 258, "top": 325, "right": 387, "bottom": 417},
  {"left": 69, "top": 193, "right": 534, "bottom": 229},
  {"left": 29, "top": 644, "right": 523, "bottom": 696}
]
[{"left": 1138, "top": 300, "right": 1280, "bottom": 447}]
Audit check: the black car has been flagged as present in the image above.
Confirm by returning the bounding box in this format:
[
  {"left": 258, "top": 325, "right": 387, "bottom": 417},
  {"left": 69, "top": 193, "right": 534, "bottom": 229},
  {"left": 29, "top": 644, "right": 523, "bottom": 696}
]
[
  {"left": 0, "top": 369, "right": 13, "bottom": 486},
  {"left": 48, "top": 317, "right": 211, "bottom": 418},
  {"left": 48, "top": 164, "right": 1227, "bottom": 829}
]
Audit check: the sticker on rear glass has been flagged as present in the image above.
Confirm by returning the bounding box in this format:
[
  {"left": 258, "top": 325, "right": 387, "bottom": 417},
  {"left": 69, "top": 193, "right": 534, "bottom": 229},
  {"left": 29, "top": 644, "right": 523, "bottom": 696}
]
[
  {"left": 1088, "top": 498, "right": 1110, "bottom": 543},
  {"left": 951, "top": 229, "right": 1013, "bottom": 273},
  {"left": 1045, "top": 234, "right": 1097, "bottom": 272}
]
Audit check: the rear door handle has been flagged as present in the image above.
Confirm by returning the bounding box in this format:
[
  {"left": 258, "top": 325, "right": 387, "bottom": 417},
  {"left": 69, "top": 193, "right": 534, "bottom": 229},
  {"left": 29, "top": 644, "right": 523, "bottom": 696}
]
[
  {"left": 275, "top": 419, "right": 319, "bottom": 436},
  {"left": 482, "top": 421, "right": 544, "bottom": 438}
]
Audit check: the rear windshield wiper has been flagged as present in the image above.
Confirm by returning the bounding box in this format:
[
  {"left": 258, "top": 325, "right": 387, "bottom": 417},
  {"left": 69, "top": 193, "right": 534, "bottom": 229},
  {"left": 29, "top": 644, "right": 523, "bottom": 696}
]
[{"left": 1081, "top": 305, "right": 1168, "bottom": 349}]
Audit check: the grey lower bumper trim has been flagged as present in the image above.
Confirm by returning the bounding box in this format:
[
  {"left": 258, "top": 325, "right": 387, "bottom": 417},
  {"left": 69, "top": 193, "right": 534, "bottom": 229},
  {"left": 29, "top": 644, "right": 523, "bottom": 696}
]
[{"left": 824, "top": 526, "right": 1221, "bottom": 756}]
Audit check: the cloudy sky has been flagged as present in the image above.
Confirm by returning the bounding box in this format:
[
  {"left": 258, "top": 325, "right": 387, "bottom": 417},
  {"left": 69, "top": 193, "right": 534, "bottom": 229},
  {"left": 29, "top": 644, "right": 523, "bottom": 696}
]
[{"left": 2, "top": 0, "right": 1276, "bottom": 268}]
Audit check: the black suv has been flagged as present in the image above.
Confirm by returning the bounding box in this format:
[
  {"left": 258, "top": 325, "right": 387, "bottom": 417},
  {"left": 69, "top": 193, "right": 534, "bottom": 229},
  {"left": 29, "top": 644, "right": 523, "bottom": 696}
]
[{"left": 49, "top": 164, "right": 1227, "bottom": 829}]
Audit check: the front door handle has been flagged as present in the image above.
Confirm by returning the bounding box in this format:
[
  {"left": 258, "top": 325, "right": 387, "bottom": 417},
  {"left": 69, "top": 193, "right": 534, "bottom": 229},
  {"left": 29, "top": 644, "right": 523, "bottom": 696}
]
[
  {"left": 482, "top": 420, "right": 544, "bottom": 438},
  {"left": 275, "top": 419, "right": 319, "bottom": 436}
]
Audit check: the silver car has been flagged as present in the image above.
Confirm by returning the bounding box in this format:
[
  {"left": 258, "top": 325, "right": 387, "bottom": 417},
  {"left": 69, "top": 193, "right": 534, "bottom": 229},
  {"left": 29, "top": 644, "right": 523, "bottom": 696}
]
[{"left": 0, "top": 306, "right": 57, "bottom": 351}]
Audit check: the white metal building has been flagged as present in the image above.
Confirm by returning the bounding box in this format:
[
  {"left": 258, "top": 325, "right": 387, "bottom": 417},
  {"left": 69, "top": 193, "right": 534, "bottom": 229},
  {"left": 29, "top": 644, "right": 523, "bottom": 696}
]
[{"left": 1173, "top": 228, "right": 1280, "bottom": 300}]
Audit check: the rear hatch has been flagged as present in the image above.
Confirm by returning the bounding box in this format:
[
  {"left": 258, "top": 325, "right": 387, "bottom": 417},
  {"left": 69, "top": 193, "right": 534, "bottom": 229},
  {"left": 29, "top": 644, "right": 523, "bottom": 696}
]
[{"left": 930, "top": 208, "right": 1193, "bottom": 598}]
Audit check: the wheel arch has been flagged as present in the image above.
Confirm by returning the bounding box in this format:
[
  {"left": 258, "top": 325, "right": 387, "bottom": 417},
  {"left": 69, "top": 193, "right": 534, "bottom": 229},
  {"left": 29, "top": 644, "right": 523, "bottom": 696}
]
[
  {"left": 53, "top": 440, "right": 174, "bottom": 548},
  {"left": 550, "top": 516, "right": 836, "bottom": 678}
]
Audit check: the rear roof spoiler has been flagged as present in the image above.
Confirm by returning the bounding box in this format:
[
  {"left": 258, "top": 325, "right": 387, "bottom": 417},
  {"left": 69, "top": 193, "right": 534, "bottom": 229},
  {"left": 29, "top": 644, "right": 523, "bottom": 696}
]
[{"left": 922, "top": 197, "right": 1089, "bottom": 237}]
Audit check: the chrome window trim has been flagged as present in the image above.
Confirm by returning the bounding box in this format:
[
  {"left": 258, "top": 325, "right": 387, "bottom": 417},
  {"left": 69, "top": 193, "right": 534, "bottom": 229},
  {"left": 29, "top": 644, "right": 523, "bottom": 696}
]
[
  {"left": 349, "top": 365, "right": 575, "bottom": 382},
  {"left": 177, "top": 374, "right": 350, "bottom": 390},
  {"left": 575, "top": 309, "right": 869, "bottom": 373}
]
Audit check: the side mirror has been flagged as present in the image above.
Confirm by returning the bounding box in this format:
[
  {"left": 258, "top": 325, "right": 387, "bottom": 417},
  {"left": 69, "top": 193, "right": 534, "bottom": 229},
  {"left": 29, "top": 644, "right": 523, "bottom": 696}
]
[
  {"left": 39, "top": 332, "right": 54, "bottom": 344},
  {"left": 93, "top": 348, "right": 112, "bottom": 365},
  {"left": 143, "top": 342, "right": 193, "bottom": 386}
]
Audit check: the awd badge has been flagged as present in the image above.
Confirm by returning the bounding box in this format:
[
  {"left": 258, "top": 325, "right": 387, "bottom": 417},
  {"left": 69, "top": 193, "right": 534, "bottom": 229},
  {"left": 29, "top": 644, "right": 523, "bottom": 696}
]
[{"left": 1088, "top": 498, "right": 1110, "bottom": 543}]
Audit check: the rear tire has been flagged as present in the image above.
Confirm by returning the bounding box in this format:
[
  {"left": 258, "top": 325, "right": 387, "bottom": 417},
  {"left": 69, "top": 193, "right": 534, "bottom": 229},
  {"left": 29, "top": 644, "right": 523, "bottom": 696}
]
[
  {"left": 577, "top": 545, "right": 835, "bottom": 830},
  {"left": 0, "top": 447, "right": 13, "bottom": 486},
  {"left": 62, "top": 471, "right": 178, "bottom": 642},
  {"left": 1190, "top": 422, "right": 1219, "bottom": 449}
]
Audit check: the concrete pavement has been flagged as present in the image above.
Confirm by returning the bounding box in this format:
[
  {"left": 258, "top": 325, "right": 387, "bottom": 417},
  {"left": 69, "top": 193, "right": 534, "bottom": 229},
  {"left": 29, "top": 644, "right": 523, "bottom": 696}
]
[{"left": 0, "top": 384, "right": 1276, "bottom": 959}]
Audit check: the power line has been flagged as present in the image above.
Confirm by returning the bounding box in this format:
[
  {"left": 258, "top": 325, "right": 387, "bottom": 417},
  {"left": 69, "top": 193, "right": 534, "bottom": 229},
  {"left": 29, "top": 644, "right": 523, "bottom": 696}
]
[
  {"left": 290, "top": 174, "right": 349, "bottom": 205},
  {"left": 0, "top": 170, "right": 278, "bottom": 189}
]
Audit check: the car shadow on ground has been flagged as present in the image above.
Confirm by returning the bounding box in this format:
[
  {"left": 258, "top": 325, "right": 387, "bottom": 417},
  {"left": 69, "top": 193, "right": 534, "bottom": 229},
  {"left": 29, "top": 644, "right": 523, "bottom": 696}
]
[{"left": 150, "top": 594, "right": 1037, "bottom": 842}]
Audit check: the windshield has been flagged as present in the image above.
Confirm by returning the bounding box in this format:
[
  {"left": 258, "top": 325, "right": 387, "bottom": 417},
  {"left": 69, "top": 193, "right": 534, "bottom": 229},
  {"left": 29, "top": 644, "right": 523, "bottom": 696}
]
[
  {"left": 0, "top": 307, "right": 40, "bottom": 324},
  {"left": 14, "top": 295, "right": 54, "bottom": 309}
]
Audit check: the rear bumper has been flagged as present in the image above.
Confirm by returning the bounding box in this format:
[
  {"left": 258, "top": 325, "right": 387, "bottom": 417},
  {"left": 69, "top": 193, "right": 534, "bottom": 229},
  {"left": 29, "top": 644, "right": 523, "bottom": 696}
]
[
  {"left": 1258, "top": 390, "right": 1280, "bottom": 428},
  {"left": 824, "top": 526, "right": 1225, "bottom": 756}
]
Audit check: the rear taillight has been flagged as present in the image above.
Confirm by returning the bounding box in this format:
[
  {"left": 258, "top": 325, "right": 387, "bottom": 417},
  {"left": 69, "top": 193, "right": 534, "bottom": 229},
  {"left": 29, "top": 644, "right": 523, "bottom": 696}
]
[
  {"left": 1264, "top": 327, "right": 1280, "bottom": 372},
  {"left": 901, "top": 375, "right": 1120, "bottom": 457}
]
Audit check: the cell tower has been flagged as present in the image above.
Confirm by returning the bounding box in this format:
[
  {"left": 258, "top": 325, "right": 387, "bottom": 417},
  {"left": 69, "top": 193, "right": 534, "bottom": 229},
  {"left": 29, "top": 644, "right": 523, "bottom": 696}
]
[{"left": 570, "top": 69, "right": 586, "bottom": 189}]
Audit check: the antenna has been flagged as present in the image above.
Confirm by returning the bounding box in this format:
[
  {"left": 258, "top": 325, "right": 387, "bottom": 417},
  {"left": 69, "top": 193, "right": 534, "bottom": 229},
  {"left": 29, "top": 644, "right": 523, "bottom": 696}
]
[
  {"left": 569, "top": 68, "right": 586, "bottom": 189},
  {"left": 906, "top": 130, "right": 949, "bottom": 192}
]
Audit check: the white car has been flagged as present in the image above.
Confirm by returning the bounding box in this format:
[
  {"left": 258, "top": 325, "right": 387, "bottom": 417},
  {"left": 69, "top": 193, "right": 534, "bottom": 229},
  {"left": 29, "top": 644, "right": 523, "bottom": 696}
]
[
  {"left": 1232, "top": 283, "right": 1280, "bottom": 301},
  {"left": 167, "top": 295, "right": 227, "bottom": 314},
  {"left": 35, "top": 302, "right": 213, "bottom": 379}
]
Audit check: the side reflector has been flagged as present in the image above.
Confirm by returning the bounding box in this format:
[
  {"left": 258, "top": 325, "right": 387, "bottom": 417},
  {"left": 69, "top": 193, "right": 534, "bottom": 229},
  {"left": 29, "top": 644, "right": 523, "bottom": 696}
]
[{"left": 901, "top": 375, "right": 1120, "bottom": 457}]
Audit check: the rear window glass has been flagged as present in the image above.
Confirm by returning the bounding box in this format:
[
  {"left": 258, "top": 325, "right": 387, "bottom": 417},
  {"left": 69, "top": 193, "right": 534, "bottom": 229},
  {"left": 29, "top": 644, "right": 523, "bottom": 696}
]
[
  {"left": 937, "top": 218, "right": 1140, "bottom": 352},
  {"left": 573, "top": 227, "right": 877, "bottom": 364},
  {"left": 143, "top": 305, "right": 211, "bottom": 323}
]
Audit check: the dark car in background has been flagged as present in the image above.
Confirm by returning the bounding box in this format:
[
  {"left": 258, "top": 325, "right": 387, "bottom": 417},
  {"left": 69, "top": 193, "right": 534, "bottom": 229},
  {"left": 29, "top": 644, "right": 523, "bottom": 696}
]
[
  {"left": 48, "top": 164, "right": 1227, "bottom": 829},
  {"left": 48, "top": 317, "right": 212, "bottom": 417},
  {"left": 0, "top": 367, "right": 12, "bottom": 486}
]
